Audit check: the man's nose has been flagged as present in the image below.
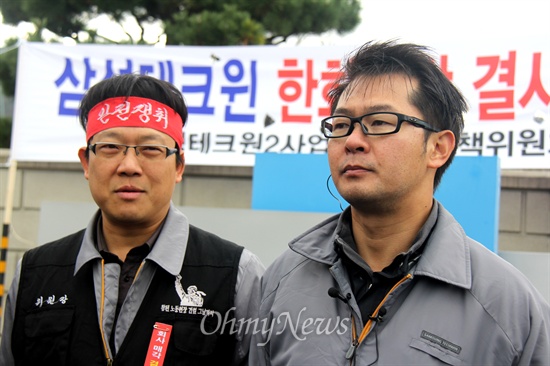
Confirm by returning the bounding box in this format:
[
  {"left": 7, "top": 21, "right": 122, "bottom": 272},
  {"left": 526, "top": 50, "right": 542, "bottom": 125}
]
[
  {"left": 344, "top": 122, "right": 371, "bottom": 152},
  {"left": 117, "top": 147, "right": 143, "bottom": 174}
]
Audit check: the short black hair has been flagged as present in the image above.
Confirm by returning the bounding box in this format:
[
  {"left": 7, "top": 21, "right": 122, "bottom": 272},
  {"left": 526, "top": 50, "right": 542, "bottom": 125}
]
[{"left": 328, "top": 40, "right": 468, "bottom": 189}]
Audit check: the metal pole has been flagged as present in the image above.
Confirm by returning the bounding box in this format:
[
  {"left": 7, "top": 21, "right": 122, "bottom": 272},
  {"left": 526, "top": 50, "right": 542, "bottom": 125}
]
[{"left": 1, "top": 159, "right": 18, "bottom": 321}]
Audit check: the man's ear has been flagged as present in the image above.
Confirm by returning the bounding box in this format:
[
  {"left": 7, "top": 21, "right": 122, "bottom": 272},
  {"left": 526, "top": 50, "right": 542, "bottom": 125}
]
[
  {"left": 176, "top": 150, "right": 185, "bottom": 183},
  {"left": 78, "top": 147, "right": 90, "bottom": 180},
  {"left": 427, "top": 130, "right": 455, "bottom": 169}
]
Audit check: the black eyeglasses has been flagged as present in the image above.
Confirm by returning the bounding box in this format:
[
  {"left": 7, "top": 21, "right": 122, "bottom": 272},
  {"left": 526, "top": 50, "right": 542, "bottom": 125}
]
[
  {"left": 88, "top": 142, "right": 178, "bottom": 161},
  {"left": 321, "top": 112, "right": 440, "bottom": 138}
]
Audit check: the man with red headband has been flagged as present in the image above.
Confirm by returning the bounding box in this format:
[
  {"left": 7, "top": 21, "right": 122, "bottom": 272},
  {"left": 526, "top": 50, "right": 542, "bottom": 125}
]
[{"left": 0, "top": 74, "right": 264, "bottom": 365}]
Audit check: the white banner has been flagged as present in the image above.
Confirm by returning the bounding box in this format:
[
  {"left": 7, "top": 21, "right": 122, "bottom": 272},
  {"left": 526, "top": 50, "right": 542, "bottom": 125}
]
[{"left": 10, "top": 42, "right": 550, "bottom": 168}]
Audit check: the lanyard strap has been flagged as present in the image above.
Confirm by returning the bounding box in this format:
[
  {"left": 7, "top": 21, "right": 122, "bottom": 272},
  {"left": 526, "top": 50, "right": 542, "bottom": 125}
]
[{"left": 357, "top": 273, "right": 412, "bottom": 345}]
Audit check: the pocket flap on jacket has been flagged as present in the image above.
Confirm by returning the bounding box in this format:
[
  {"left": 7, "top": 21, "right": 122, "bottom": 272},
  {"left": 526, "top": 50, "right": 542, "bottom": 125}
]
[
  {"left": 173, "top": 317, "right": 219, "bottom": 356},
  {"left": 24, "top": 307, "right": 75, "bottom": 338},
  {"left": 409, "top": 338, "right": 463, "bottom": 365}
]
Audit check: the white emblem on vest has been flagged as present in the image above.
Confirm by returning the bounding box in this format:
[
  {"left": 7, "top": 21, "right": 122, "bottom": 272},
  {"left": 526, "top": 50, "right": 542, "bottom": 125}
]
[{"left": 175, "top": 275, "right": 206, "bottom": 307}]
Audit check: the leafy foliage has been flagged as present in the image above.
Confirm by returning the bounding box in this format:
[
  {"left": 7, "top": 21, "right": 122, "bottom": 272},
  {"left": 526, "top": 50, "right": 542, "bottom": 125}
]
[
  {"left": 0, "top": 23, "right": 57, "bottom": 97},
  {"left": 0, "top": 116, "right": 12, "bottom": 147},
  {"left": 0, "top": 39, "right": 18, "bottom": 96},
  {"left": 1, "top": 0, "right": 361, "bottom": 45},
  {"left": 164, "top": 4, "right": 266, "bottom": 45}
]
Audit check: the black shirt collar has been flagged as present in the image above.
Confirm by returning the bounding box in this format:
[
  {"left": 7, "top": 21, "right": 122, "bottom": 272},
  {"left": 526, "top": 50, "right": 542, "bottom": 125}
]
[
  {"left": 95, "top": 213, "right": 164, "bottom": 263},
  {"left": 334, "top": 201, "right": 439, "bottom": 277}
]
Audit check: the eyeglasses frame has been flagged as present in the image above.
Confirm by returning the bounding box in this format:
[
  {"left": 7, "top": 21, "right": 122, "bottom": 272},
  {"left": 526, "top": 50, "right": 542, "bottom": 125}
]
[
  {"left": 88, "top": 142, "right": 178, "bottom": 159},
  {"left": 321, "top": 112, "right": 441, "bottom": 138}
]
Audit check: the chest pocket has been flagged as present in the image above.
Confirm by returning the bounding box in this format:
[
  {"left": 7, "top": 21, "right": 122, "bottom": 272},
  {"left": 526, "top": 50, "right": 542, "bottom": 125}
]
[
  {"left": 163, "top": 316, "right": 225, "bottom": 366},
  {"left": 22, "top": 307, "right": 75, "bottom": 365},
  {"left": 409, "top": 338, "right": 464, "bottom": 365}
]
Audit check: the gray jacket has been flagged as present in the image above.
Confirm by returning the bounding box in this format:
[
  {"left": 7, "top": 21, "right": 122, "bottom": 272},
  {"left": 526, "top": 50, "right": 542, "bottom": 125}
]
[{"left": 250, "top": 202, "right": 549, "bottom": 365}]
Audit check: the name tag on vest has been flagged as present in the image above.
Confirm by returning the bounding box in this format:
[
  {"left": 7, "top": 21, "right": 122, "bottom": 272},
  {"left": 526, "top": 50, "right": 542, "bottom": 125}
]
[{"left": 144, "top": 322, "right": 173, "bottom": 366}]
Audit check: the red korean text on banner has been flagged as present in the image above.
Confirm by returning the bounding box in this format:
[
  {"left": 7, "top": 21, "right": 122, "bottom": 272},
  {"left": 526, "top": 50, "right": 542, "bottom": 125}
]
[{"left": 473, "top": 51, "right": 516, "bottom": 121}]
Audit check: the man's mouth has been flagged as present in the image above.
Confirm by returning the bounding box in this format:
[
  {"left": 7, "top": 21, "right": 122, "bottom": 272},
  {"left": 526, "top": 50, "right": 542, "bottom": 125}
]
[{"left": 115, "top": 186, "right": 144, "bottom": 199}]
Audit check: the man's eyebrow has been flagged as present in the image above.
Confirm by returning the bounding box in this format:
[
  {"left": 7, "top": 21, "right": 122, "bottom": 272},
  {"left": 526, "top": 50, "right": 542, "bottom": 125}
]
[
  {"left": 94, "top": 130, "right": 123, "bottom": 140},
  {"left": 94, "top": 130, "right": 168, "bottom": 144},
  {"left": 138, "top": 134, "right": 166, "bottom": 143},
  {"left": 333, "top": 104, "right": 397, "bottom": 116}
]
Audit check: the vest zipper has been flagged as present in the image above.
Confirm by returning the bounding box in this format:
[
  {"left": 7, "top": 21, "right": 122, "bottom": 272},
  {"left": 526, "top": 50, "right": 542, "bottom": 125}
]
[
  {"left": 99, "top": 259, "right": 113, "bottom": 365},
  {"left": 99, "top": 259, "right": 144, "bottom": 365},
  {"left": 98, "top": 259, "right": 144, "bottom": 366}
]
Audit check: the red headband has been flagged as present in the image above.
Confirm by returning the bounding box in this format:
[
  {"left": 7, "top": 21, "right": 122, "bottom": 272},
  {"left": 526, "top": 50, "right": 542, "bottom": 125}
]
[{"left": 86, "top": 96, "right": 184, "bottom": 148}]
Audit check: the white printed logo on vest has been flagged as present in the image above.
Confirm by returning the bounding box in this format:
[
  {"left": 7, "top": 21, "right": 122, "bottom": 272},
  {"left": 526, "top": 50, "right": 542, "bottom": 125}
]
[
  {"left": 159, "top": 275, "right": 215, "bottom": 316},
  {"left": 175, "top": 275, "right": 206, "bottom": 307}
]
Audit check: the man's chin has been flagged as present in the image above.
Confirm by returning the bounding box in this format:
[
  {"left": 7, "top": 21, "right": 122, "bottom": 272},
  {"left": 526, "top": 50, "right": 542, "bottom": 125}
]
[{"left": 343, "top": 193, "right": 394, "bottom": 213}]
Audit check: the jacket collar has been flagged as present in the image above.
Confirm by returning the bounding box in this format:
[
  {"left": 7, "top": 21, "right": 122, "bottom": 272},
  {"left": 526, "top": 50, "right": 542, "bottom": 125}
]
[
  {"left": 75, "top": 203, "right": 189, "bottom": 276},
  {"left": 289, "top": 200, "right": 472, "bottom": 290},
  {"left": 288, "top": 213, "right": 341, "bottom": 265},
  {"left": 413, "top": 202, "right": 472, "bottom": 289}
]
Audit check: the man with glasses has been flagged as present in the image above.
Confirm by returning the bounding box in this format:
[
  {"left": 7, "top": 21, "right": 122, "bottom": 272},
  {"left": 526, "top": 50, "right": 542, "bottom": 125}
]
[
  {"left": 250, "top": 40, "right": 549, "bottom": 365},
  {"left": 1, "top": 74, "right": 264, "bottom": 365}
]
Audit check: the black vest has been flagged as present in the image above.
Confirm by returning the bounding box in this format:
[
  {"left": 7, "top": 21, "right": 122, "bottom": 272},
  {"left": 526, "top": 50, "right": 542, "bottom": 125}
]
[{"left": 12, "top": 225, "right": 244, "bottom": 365}]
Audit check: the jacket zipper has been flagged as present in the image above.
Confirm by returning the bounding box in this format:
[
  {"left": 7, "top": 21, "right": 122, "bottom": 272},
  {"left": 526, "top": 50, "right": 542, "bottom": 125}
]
[{"left": 357, "top": 273, "right": 412, "bottom": 345}]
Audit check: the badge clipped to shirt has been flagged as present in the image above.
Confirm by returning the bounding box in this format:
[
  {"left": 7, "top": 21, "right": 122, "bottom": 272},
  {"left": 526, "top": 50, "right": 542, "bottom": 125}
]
[{"left": 144, "top": 322, "right": 173, "bottom": 366}]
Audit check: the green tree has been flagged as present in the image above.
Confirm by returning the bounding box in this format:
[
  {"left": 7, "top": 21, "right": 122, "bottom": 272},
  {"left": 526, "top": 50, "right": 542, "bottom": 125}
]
[
  {"left": 0, "top": 116, "right": 12, "bottom": 147},
  {"left": 0, "top": 38, "right": 18, "bottom": 97},
  {"left": 0, "top": 23, "right": 47, "bottom": 147},
  {"left": 1, "top": 0, "right": 361, "bottom": 46}
]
